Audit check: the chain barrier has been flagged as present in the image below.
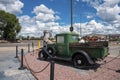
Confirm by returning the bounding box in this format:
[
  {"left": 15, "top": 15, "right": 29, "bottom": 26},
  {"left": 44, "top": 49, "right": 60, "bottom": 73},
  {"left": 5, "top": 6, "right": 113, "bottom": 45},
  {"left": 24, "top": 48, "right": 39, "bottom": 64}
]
[
  {"left": 16, "top": 42, "right": 34, "bottom": 56},
  {"left": 24, "top": 54, "right": 50, "bottom": 73},
  {"left": 16, "top": 43, "right": 52, "bottom": 80},
  {"left": 101, "top": 52, "right": 120, "bottom": 65},
  {"left": 15, "top": 44, "right": 35, "bottom": 80},
  {"left": 42, "top": 47, "right": 55, "bottom": 80}
]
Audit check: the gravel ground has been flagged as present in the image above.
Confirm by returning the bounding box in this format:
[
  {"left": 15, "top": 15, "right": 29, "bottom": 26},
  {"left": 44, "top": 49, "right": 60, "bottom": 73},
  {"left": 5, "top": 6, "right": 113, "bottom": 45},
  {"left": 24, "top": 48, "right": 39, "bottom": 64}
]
[{"left": 21, "top": 47, "right": 120, "bottom": 80}]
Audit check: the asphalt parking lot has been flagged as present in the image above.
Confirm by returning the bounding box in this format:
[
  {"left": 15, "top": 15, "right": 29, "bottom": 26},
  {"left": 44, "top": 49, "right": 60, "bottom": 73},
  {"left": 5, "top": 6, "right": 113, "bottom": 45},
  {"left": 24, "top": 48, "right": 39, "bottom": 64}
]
[
  {"left": 109, "top": 43, "right": 120, "bottom": 58},
  {"left": 0, "top": 40, "right": 38, "bottom": 80}
]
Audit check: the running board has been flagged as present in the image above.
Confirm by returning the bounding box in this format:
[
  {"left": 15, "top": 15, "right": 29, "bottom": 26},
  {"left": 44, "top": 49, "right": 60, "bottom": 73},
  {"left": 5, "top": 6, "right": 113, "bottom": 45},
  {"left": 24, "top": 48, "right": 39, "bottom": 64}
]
[{"left": 52, "top": 56, "right": 71, "bottom": 61}]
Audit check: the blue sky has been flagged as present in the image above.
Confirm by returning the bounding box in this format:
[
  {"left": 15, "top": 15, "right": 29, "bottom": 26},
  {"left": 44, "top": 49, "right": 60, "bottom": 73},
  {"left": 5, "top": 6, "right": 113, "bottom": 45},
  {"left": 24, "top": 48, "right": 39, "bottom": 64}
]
[
  {"left": 20, "top": 0, "right": 97, "bottom": 24},
  {"left": 0, "top": 0, "right": 120, "bottom": 37}
]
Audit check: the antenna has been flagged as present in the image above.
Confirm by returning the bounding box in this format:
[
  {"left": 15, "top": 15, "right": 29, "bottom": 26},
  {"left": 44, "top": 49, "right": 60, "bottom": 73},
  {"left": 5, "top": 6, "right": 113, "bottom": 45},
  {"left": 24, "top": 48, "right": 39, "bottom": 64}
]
[{"left": 70, "top": 0, "right": 73, "bottom": 32}]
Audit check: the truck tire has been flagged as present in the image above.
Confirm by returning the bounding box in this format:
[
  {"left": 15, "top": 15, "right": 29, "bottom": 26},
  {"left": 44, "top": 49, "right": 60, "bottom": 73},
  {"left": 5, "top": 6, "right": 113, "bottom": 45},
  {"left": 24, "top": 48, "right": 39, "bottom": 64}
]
[
  {"left": 47, "top": 47, "right": 55, "bottom": 56},
  {"left": 73, "top": 54, "right": 88, "bottom": 68},
  {"left": 38, "top": 51, "right": 48, "bottom": 60}
]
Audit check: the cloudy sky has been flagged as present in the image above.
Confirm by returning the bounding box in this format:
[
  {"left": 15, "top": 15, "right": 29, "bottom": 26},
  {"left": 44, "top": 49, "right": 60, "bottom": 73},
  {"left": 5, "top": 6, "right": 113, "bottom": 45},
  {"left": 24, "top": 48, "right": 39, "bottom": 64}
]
[{"left": 0, "top": 0, "right": 120, "bottom": 37}]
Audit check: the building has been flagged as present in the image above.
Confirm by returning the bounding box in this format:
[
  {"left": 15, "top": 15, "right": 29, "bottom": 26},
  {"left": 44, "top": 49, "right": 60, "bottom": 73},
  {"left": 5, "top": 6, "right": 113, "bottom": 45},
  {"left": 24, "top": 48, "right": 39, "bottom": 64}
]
[{"left": 106, "top": 34, "right": 120, "bottom": 41}]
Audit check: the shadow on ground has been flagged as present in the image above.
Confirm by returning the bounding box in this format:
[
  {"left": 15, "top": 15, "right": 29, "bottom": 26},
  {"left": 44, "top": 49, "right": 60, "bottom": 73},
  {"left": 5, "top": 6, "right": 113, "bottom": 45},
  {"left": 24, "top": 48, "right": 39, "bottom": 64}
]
[
  {"left": 38, "top": 57, "right": 100, "bottom": 71},
  {"left": 116, "top": 70, "right": 120, "bottom": 73}
]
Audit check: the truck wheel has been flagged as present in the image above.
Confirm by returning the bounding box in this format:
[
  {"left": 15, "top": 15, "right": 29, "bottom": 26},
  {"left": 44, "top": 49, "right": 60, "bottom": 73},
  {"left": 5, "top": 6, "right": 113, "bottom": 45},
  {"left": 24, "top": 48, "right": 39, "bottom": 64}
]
[
  {"left": 38, "top": 51, "right": 48, "bottom": 60},
  {"left": 73, "top": 54, "right": 88, "bottom": 68},
  {"left": 47, "top": 47, "right": 55, "bottom": 56}
]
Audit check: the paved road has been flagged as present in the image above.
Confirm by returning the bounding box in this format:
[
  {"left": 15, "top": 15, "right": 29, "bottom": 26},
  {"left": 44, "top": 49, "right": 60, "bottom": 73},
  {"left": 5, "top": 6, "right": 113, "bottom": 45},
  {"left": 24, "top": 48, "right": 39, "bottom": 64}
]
[
  {"left": 0, "top": 41, "right": 38, "bottom": 80},
  {"left": 109, "top": 44, "right": 120, "bottom": 58},
  {"left": 0, "top": 40, "right": 38, "bottom": 47}
]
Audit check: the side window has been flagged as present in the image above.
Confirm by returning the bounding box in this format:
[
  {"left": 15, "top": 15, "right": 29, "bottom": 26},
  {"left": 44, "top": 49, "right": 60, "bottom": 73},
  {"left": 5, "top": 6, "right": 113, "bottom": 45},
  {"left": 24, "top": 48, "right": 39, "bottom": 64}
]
[
  {"left": 72, "top": 36, "right": 78, "bottom": 41},
  {"left": 57, "top": 36, "right": 64, "bottom": 43}
]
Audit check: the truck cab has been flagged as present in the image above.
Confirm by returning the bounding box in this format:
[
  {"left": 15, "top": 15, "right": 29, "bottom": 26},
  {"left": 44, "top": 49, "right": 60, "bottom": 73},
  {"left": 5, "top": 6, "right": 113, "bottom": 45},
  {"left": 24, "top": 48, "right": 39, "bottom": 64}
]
[{"left": 55, "top": 32, "right": 79, "bottom": 58}]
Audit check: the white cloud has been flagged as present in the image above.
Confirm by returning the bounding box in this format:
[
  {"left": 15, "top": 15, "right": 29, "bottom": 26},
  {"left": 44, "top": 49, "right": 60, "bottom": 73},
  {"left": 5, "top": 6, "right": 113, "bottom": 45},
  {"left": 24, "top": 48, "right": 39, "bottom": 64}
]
[
  {"left": 72, "top": 19, "right": 120, "bottom": 36},
  {"left": 81, "top": 0, "right": 120, "bottom": 35},
  {"left": 33, "top": 4, "right": 54, "bottom": 15},
  {"left": 103, "top": 0, "right": 120, "bottom": 7},
  {"left": 19, "top": 15, "right": 120, "bottom": 37},
  {"left": 86, "top": 15, "right": 93, "bottom": 19},
  {"left": 19, "top": 13, "right": 119, "bottom": 37},
  {"left": 0, "top": 0, "right": 24, "bottom": 14},
  {"left": 0, "top": 0, "right": 119, "bottom": 37},
  {"left": 18, "top": 2, "right": 120, "bottom": 37},
  {"left": 35, "top": 13, "right": 55, "bottom": 22},
  {"left": 36, "top": 21, "right": 45, "bottom": 28},
  {"left": 25, "top": 27, "right": 37, "bottom": 33},
  {"left": 33, "top": 4, "right": 60, "bottom": 22},
  {"left": 19, "top": 15, "right": 35, "bottom": 24},
  {"left": 18, "top": 4, "right": 63, "bottom": 37},
  {"left": 82, "top": 0, "right": 120, "bottom": 24},
  {"left": 18, "top": 15, "right": 38, "bottom": 36},
  {"left": 95, "top": 1, "right": 120, "bottom": 23}
]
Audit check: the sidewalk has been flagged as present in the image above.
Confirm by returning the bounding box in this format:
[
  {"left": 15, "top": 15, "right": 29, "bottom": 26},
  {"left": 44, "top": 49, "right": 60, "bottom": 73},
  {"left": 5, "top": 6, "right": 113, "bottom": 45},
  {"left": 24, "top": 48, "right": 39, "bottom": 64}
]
[
  {"left": 22, "top": 50, "right": 120, "bottom": 80},
  {"left": 0, "top": 46, "right": 36, "bottom": 80}
]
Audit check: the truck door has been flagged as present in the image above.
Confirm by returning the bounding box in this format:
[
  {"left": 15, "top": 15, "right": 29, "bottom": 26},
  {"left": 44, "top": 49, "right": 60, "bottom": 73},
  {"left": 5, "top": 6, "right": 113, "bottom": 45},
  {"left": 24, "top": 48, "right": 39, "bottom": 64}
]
[{"left": 56, "top": 35, "right": 68, "bottom": 57}]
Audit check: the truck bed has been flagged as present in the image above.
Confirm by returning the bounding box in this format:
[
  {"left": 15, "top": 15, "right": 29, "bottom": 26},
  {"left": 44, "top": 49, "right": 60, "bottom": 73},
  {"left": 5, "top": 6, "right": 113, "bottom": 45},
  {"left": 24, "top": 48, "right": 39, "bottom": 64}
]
[
  {"left": 69, "top": 41, "right": 108, "bottom": 48},
  {"left": 69, "top": 41, "right": 109, "bottom": 59}
]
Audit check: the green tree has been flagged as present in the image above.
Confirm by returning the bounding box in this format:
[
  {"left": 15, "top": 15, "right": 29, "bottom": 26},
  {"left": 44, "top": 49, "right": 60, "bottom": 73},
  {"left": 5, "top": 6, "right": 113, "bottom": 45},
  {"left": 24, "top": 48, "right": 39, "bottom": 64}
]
[{"left": 0, "top": 10, "right": 21, "bottom": 40}]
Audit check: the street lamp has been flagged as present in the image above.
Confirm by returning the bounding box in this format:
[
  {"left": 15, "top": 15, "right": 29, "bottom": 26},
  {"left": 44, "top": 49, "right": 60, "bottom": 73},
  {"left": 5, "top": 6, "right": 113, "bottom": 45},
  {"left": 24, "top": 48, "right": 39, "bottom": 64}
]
[
  {"left": 80, "top": 15, "right": 82, "bottom": 37},
  {"left": 70, "top": 0, "right": 74, "bottom": 32}
]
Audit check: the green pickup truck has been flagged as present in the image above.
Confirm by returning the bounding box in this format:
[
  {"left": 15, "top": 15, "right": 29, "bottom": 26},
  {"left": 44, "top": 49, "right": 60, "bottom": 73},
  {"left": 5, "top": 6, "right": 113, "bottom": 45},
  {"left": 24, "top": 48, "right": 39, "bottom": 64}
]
[{"left": 38, "top": 32, "right": 109, "bottom": 67}]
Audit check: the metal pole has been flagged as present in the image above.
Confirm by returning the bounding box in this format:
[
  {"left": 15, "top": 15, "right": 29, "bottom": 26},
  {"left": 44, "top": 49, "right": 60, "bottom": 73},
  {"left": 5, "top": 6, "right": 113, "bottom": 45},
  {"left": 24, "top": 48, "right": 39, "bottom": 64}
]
[
  {"left": 71, "top": 0, "right": 73, "bottom": 28},
  {"left": 28, "top": 44, "right": 30, "bottom": 52},
  {"left": 18, "top": 49, "right": 25, "bottom": 70},
  {"left": 15, "top": 45, "right": 18, "bottom": 58},
  {"left": 80, "top": 15, "right": 82, "bottom": 37},
  {"left": 32, "top": 42, "right": 34, "bottom": 53},
  {"left": 50, "top": 60, "right": 55, "bottom": 80},
  {"left": 70, "top": 0, "right": 73, "bottom": 32}
]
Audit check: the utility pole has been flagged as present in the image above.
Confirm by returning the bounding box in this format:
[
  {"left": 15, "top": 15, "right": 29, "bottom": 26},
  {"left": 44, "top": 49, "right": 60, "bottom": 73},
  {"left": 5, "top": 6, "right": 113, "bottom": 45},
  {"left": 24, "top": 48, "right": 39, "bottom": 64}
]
[
  {"left": 70, "top": 0, "right": 73, "bottom": 32},
  {"left": 80, "top": 15, "right": 82, "bottom": 37}
]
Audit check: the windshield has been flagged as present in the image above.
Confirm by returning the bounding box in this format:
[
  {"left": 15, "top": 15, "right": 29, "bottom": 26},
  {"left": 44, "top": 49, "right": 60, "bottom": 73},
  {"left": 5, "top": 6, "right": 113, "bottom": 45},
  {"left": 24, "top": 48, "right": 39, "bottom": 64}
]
[{"left": 72, "top": 35, "right": 78, "bottom": 41}]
